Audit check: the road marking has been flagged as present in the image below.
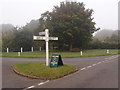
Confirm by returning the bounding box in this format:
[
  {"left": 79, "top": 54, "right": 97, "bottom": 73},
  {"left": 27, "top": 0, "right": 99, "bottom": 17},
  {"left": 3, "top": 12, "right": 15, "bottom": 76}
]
[
  {"left": 105, "top": 60, "right": 108, "bottom": 62},
  {"left": 25, "top": 80, "right": 50, "bottom": 90},
  {"left": 86, "top": 66, "right": 92, "bottom": 68},
  {"left": 80, "top": 68, "right": 86, "bottom": 71},
  {"left": 102, "top": 61, "right": 105, "bottom": 63},
  {"left": 38, "top": 82, "right": 44, "bottom": 85},
  {"left": 92, "top": 64, "right": 96, "bottom": 66},
  {"left": 105, "top": 55, "right": 119, "bottom": 60},
  {"left": 42, "top": 80, "right": 49, "bottom": 84},
  {"left": 97, "top": 62, "right": 101, "bottom": 64},
  {"left": 24, "top": 55, "right": 119, "bottom": 89},
  {"left": 27, "top": 86, "right": 35, "bottom": 89},
  {"left": 105, "top": 60, "right": 115, "bottom": 63}
]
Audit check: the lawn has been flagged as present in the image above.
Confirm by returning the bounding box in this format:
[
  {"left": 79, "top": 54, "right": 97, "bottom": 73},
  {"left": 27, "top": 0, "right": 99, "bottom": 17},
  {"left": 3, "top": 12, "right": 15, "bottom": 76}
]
[
  {"left": 2, "top": 49, "right": 119, "bottom": 58},
  {"left": 12, "top": 62, "right": 77, "bottom": 80}
]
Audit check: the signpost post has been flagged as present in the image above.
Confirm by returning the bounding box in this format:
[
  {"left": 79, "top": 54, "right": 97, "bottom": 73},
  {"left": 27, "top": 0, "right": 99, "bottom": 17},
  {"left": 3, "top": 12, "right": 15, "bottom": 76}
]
[{"left": 33, "top": 29, "right": 58, "bottom": 66}]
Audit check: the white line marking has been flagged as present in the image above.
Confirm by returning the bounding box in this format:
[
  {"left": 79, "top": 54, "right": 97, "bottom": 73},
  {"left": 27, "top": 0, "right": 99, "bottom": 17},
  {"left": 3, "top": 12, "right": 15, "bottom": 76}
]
[
  {"left": 106, "top": 60, "right": 115, "bottom": 63},
  {"left": 97, "top": 62, "right": 101, "bottom": 64},
  {"left": 92, "top": 64, "right": 96, "bottom": 66},
  {"left": 25, "top": 80, "right": 50, "bottom": 89},
  {"left": 38, "top": 82, "right": 44, "bottom": 85},
  {"left": 80, "top": 68, "right": 86, "bottom": 71},
  {"left": 44, "top": 80, "right": 50, "bottom": 83},
  {"left": 38, "top": 80, "right": 49, "bottom": 86},
  {"left": 102, "top": 61, "right": 105, "bottom": 62},
  {"left": 86, "top": 66, "right": 92, "bottom": 68},
  {"left": 105, "top": 60, "right": 108, "bottom": 61},
  {"left": 27, "top": 86, "right": 35, "bottom": 89},
  {"left": 109, "top": 57, "right": 113, "bottom": 60}
]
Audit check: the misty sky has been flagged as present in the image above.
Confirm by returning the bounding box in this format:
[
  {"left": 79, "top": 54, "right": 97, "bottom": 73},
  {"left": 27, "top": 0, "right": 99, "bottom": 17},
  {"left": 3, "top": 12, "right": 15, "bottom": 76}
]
[{"left": 0, "top": 0, "right": 119, "bottom": 30}]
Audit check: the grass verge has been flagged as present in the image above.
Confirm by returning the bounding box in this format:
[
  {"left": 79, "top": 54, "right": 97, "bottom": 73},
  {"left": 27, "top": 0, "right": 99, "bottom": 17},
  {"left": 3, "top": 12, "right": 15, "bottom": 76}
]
[
  {"left": 2, "top": 49, "right": 119, "bottom": 58},
  {"left": 12, "top": 62, "right": 78, "bottom": 80}
]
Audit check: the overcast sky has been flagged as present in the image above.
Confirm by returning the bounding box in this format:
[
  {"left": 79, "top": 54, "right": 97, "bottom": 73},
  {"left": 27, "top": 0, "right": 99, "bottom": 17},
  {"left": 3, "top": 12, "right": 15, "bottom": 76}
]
[{"left": 0, "top": 0, "right": 119, "bottom": 30}]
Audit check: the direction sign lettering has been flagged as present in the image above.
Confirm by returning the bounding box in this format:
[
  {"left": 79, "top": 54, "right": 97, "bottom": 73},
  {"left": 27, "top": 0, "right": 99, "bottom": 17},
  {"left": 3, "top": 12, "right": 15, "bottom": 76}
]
[
  {"left": 33, "top": 36, "right": 58, "bottom": 41},
  {"left": 39, "top": 32, "right": 45, "bottom": 35},
  {"left": 49, "top": 37, "right": 58, "bottom": 40},
  {"left": 33, "top": 36, "right": 46, "bottom": 40}
]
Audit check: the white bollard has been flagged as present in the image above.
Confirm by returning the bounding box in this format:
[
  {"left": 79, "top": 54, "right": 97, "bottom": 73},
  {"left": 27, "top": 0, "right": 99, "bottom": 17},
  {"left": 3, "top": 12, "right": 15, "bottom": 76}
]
[
  {"left": 40, "top": 47, "right": 41, "bottom": 51},
  {"left": 80, "top": 51, "right": 83, "bottom": 56},
  {"left": 31, "top": 47, "right": 34, "bottom": 52},
  {"left": 7, "top": 48, "right": 9, "bottom": 53},
  {"left": 107, "top": 49, "right": 109, "bottom": 53},
  {"left": 18, "top": 52, "right": 20, "bottom": 56},
  {"left": 21, "top": 47, "right": 23, "bottom": 53}
]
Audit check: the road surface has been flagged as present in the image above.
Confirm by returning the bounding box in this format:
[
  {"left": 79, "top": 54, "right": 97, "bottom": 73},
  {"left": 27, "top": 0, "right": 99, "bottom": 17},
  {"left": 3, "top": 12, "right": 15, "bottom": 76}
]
[{"left": 2, "top": 55, "right": 119, "bottom": 89}]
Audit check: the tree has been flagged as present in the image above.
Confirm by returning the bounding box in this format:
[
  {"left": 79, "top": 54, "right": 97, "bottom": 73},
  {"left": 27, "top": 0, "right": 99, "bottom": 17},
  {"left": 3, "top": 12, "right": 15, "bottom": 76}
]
[
  {"left": 10, "top": 27, "right": 33, "bottom": 52},
  {"left": 39, "top": 1, "right": 99, "bottom": 50},
  {"left": 2, "top": 26, "right": 17, "bottom": 52}
]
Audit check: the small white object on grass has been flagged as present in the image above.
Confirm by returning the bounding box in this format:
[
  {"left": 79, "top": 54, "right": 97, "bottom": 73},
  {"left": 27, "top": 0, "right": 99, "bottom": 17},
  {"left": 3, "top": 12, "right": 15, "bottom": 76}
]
[
  {"left": 18, "top": 52, "right": 20, "bottom": 56},
  {"left": 80, "top": 51, "right": 83, "bottom": 56},
  {"left": 107, "top": 49, "right": 109, "bottom": 53}
]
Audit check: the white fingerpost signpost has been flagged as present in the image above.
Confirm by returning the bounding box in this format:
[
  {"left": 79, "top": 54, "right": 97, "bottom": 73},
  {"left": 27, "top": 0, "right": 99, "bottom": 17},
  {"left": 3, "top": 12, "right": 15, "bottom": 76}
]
[{"left": 33, "top": 29, "right": 58, "bottom": 66}]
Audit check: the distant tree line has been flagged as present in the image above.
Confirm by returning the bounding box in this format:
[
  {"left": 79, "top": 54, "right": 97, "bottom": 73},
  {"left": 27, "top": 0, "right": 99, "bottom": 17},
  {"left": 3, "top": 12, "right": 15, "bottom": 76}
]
[{"left": 89, "top": 31, "right": 120, "bottom": 49}]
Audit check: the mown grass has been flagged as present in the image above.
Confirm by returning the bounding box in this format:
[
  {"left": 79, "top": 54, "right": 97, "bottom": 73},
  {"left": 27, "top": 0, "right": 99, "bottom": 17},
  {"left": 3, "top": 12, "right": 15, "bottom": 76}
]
[
  {"left": 2, "top": 49, "right": 119, "bottom": 58},
  {"left": 12, "top": 62, "right": 77, "bottom": 79}
]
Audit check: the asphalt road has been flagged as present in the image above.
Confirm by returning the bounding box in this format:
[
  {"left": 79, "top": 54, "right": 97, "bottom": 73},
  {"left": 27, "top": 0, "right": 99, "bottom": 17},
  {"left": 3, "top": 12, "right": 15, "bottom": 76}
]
[{"left": 2, "top": 55, "right": 119, "bottom": 89}]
